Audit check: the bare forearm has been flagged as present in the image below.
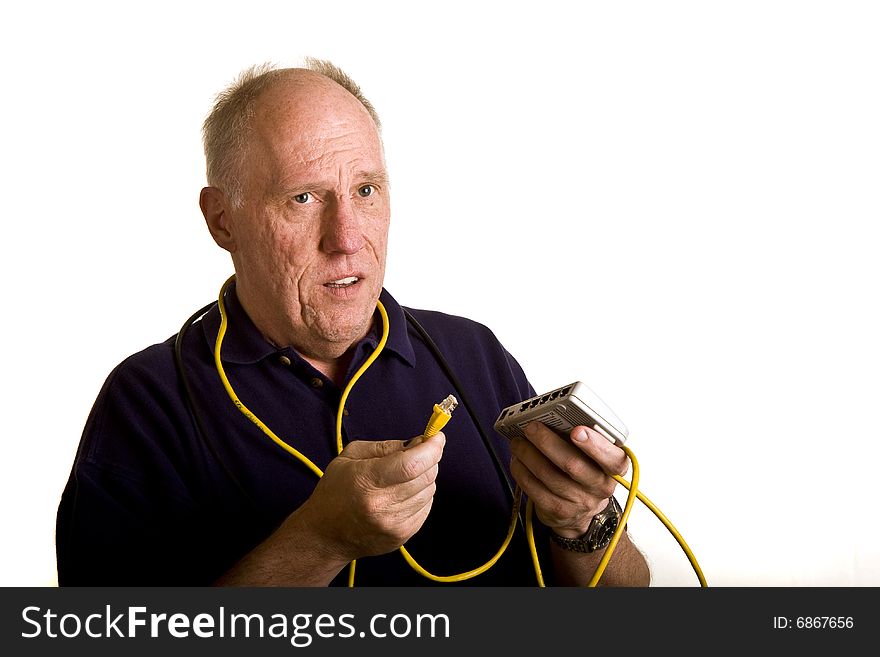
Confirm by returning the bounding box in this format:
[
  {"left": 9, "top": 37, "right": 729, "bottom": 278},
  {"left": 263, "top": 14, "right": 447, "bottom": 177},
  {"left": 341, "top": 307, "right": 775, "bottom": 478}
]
[
  {"left": 215, "top": 506, "right": 350, "bottom": 587},
  {"left": 550, "top": 532, "right": 651, "bottom": 587}
]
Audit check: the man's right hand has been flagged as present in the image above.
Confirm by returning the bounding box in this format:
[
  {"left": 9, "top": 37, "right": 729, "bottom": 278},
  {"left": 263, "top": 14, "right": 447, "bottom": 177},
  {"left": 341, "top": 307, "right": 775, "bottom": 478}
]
[
  {"left": 215, "top": 432, "right": 445, "bottom": 586},
  {"left": 296, "top": 432, "right": 446, "bottom": 562}
]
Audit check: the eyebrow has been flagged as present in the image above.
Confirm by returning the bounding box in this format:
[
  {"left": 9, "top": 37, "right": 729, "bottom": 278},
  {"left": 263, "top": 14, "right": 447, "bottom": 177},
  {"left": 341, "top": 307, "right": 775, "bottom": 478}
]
[
  {"left": 356, "top": 169, "right": 390, "bottom": 186},
  {"left": 275, "top": 170, "right": 390, "bottom": 196}
]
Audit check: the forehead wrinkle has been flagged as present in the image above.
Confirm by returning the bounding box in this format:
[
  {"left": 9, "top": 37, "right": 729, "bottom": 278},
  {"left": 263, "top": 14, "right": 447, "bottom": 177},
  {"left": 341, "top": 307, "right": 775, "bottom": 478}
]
[
  {"left": 261, "top": 101, "right": 378, "bottom": 151},
  {"left": 272, "top": 146, "right": 386, "bottom": 190},
  {"left": 268, "top": 122, "right": 381, "bottom": 164}
]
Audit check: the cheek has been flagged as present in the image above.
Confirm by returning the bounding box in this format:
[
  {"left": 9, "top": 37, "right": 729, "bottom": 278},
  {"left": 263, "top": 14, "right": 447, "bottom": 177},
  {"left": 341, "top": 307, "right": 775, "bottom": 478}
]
[
  {"left": 372, "top": 227, "right": 389, "bottom": 256},
  {"left": 365, "top": 208, "right": 391, "bottom": 254},
  {"left": 247, "top": 218, "right": 310, "bottom": 265}
]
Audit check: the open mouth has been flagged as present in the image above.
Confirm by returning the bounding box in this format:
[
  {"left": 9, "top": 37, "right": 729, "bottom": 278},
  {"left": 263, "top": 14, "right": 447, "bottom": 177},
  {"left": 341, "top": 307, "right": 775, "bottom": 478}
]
[{"left": 324, "top": 276, "right": 360, "bottom": 289}]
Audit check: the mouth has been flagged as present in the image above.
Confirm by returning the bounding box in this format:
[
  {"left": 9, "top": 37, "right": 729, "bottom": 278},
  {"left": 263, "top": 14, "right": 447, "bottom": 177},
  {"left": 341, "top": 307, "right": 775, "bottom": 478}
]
[{"left": 324, "top": 275, "right": 361, "bottom": 289}]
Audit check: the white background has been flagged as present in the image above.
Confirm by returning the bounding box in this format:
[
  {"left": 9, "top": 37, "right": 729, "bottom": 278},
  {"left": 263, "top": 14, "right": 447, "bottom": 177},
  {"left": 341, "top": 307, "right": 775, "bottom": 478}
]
[{"left": 2, "top": 0, "right": 878, "bottom": 588}]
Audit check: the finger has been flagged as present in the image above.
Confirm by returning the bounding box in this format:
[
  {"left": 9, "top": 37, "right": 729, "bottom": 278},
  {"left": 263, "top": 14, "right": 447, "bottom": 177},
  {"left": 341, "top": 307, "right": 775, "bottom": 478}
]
[
  {"left": 510, "top": 453, "right": 552, "bottom": 501},
  {"left": 570, "top": 426, "right": 629, "bottom": 477},
  {"left": 341, "top": 438, "right": 408, "bottom": 460},
  {"left": 375, "top": 482, "right": 438, "bottom": 545},
  {"left": 522, "top": 421, "right": 628, "bottom": 482},
  {"left": 399, "top": 480, "right": 438, "bottom": 514},
  {"left": 404, "top": 428, "right": 448, "bottom": 450},
  {"left": 510, "top": 454, "right": 581, "bottom": 527},
  {"left": 511, "top": 435, "right": 600, "bottom": 503},
  {"left": 370, "top": 432, "right": 446, "bottom": 487},
  {"left": 340, "top": 431, "right": 446, "bottom": 462},
  {"left": 382, "top": 463, "right": 440, "bottom": 505},
  {"left": 400, "top": 493, "right": 436, "bottom": 543},
  {"left": 512, "top": 427, "right": 614, "bottom": 501}
]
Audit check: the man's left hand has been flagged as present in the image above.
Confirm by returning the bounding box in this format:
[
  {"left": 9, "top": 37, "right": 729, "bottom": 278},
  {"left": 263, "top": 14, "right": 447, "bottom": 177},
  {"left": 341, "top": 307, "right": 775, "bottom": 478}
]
[{"left": 509, "top": 421, "right": 629, "bottom": 538}]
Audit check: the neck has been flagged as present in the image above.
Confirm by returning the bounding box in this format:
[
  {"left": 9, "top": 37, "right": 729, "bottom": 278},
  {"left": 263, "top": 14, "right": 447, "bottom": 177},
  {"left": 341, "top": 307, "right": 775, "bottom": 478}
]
[
  {"left": 231, "top": 280, "right": 379, "bottom": 388},
  {"left": 302, "top": 350, "right": 355, "bottom": 388},
  {"left": 234, "top": 285, "right": 367, "bottom": 382}
]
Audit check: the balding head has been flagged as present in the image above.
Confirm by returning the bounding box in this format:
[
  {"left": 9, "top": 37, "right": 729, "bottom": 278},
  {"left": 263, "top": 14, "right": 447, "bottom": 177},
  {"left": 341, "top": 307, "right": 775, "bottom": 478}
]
[
  {"left": 198, "top": 59, "right": 391, "bottom": 368},
  {"left": 202, "top": 59, "right": 381, "bottom": 207}
]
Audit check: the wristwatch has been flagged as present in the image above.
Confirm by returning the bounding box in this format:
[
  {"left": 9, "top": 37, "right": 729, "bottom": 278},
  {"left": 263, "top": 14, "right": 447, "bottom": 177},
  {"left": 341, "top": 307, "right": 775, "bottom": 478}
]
[{"left": 549, "top": 496, "right": 623, "bottom": 553}]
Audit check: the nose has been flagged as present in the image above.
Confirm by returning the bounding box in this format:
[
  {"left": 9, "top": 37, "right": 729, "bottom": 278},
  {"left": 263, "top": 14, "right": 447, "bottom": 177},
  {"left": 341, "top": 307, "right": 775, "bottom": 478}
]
[{"left": 320, "top": 195, "right": 366, "bottom": 255}]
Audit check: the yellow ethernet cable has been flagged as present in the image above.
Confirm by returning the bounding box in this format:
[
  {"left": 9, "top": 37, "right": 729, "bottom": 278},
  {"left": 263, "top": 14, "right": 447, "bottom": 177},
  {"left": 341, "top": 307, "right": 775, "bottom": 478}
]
[
  {"left": 214, "top": 275, "right": 521, "bottom": 586},
  {"left": 423, "top": 395, "right": 458, "bottom": 437},
  {"left": 212, "top": 274, "right": 706, "bottom": 588},
  {"left": 397, "top": 394, "right": 523, "bottom": 583},
  {"left": 213, "top": 276, "right": 324, "bottom": 479}
]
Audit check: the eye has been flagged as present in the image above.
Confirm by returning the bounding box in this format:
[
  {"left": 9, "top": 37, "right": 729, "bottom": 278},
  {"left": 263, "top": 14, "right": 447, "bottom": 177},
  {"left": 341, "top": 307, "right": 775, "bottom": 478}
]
[
  {"left": 358, "top": 185, "right": 375, "bottom": 198},
  {"left": 293, "top": 192, "right": 312, "bottom": 204}
]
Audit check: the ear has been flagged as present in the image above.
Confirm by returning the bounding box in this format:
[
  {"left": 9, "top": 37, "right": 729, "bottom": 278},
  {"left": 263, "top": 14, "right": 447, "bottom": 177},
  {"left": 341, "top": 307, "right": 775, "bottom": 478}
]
[{"left": 200, "top": 186, "right": 237, "bottom": 253}]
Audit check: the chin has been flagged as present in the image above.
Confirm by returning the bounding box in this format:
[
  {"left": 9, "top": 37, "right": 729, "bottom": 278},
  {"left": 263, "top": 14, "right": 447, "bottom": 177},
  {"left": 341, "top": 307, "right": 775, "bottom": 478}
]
[{"left": 312, "top": 304, "right": 376, "bottom": 345}]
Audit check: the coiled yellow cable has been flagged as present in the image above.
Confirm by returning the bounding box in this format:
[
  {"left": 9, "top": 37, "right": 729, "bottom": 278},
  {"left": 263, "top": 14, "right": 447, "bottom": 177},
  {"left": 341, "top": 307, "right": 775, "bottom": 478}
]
[
  {"left": 399, "top": 399, "right": 522, "bottom": 583},
  {"left": 525, "top": 442, "right": 706, "bottom": 587},
  {"left": 614, "top": 473, "right": 708, "bottom": 587},
  {"left": 213, "top": 276, "right": 324, "bottom": 479},
  {"left": 522, "top": 445, "right": 639, "bottom": 588},
  {"left": 213, "top": 275, "right": 520, "bottom": 585},
  {"left": 212, "top": 275, "right": 706, "bottom": 587}
]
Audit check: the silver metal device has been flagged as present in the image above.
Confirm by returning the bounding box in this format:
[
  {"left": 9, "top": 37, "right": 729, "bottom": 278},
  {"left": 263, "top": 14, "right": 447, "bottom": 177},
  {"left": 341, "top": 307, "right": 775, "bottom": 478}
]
[{"left": 493, "top": 381, "right": 628, "bottom": 445}]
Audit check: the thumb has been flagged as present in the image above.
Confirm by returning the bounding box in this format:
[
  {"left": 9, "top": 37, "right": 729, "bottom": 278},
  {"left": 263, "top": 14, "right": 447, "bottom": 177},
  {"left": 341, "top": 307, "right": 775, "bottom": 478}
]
[{"left": 571, "top": 426, "right": 629, "bottom": 476}]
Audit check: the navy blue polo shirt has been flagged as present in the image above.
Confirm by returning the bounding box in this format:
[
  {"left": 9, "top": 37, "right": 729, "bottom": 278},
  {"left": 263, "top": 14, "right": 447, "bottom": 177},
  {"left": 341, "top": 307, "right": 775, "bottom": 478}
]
[{"left": 56, "top": 285, "right": 550, "bottom": 585}]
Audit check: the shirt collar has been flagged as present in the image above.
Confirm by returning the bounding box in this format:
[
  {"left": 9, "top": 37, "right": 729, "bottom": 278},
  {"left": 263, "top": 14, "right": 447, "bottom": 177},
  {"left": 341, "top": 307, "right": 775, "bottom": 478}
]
[
  {"left": 375, "top": 288, "right": 417, "bottom": 367},
  {"left": 199, "top": 282, "right": 416, "bottom": 368}
]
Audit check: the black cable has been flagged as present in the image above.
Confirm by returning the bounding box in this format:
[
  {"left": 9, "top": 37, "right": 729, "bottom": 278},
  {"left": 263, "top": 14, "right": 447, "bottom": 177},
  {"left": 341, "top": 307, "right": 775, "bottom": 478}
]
[
  {"left": 402, "top": 308, "right": 524, "bottom": 529},
  {"left": 173, "top": 300, "right": 265, "bottom": 517}
]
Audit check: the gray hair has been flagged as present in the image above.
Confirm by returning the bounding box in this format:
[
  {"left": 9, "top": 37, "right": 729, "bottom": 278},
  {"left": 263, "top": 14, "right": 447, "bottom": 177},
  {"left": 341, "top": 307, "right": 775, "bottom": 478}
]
[{"left": 201, "top": 57, "right": 381, "bottom": 207}]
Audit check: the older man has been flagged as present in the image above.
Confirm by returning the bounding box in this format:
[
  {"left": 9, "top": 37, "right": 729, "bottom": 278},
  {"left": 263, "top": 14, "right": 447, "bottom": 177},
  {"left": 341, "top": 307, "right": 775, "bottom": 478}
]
[{"left": 56, "top": 60, "right": 650, "bottom": 586}]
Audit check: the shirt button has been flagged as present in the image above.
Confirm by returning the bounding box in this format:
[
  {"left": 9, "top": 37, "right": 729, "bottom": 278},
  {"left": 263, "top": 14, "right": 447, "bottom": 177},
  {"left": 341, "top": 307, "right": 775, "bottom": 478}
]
[
  {"left": 343, "top": 408, "right": 350, "bottom": 416},
  {"left": 278, "top": 355, "right": 292, "bottom": 366},
  {"left": 310, "top": 377, "right": 323, "bottom": 389}
]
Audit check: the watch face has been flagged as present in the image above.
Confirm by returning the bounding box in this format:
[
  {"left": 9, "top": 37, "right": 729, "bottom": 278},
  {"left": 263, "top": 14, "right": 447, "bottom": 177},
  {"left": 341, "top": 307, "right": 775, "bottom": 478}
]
[
  {"left": 550, "top": 497, "right": 623, "bottom": 553},
  {"left": 590, "top": 513, "right": 620, "bottom": 551}
]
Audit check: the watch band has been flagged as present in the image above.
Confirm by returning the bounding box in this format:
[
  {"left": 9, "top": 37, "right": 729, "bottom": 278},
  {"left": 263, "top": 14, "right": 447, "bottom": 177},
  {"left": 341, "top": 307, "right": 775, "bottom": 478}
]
[{"left": 549, "top": 496, "right": 623, "bottom": 553}]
